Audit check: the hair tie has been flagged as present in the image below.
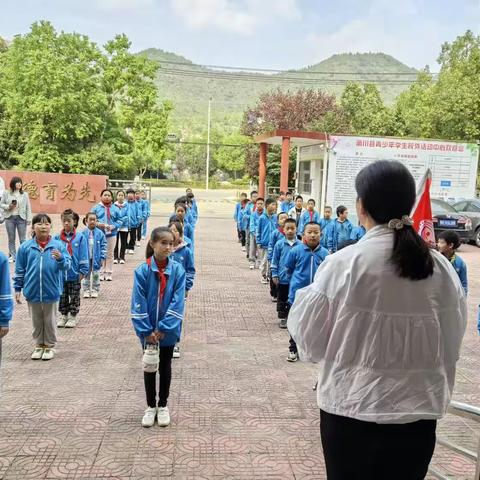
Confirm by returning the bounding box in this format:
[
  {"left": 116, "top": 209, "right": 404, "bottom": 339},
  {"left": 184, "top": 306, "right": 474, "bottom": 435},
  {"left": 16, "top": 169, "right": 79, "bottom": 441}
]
[{"left": 387, "top": 215, "right": 413, "bottom": 230}]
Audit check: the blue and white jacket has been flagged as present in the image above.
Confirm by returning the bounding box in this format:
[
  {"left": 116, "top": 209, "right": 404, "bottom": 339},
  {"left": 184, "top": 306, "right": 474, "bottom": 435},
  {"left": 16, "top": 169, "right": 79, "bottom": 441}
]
[
  {"left": 249, "top": 209, "right": 264, "bottom": 236},
  {"left": 267, "top": 228, "right": 285, "bottom": 262},
  {"left": 131, "top": 256, "right": 186, "bottom": 347},
  {"left": 280, "top": 200, "right": 295, "bottom": 213},
  {"left": 256, "top": 213, "right": 277, "bottom": 249},
  {"left": 319, "top": 218, "right": 333, "bottom": 248},
  {"left": 350, "top": 225, "right": 366, "bottom": 242},
  {"left": 124, "top": 200, "right": 141, "bottom": 229},
  {"left": 243, "top": 202, "right": 255, "bottom": 231},
  {"left": 0, "top": 252, "right": 13, "bottom": 327},
  {"left": 451, "top": 255, "right": 468, "bottom": 295},
  {"left": 80, "top": 227, "right": 107, "bottom": 272},
  {"left": 171, "top": 242, "right": 195, "bottom": 291},
  {"left": 235, "top": 202, "right": 248, "bottom": 231},
  {"left": 284, "top": 243, "right": 329, "bottom": 304},
  {"left": 92, "top": 202, "right": 123, "bottom": 238},
  {"left": 54, "top": 231, "right": 90, "bottom": 282},
  {"left": 14, "top": 238, "right": 72, "bottom": 303},
  {"left": 298, "top": 210, "right": 321, "bottom": 235},
  {"left": 326, "top": 218, "right": 353, "bottom": 252},
  {"left": 190, "top": 200, "right": 198, "bottom": 226},
  {"left": 271, "top": 238, "right": 300, "bottom": 285},
  {"left": 137, "top": 198, "right": 149, "bottom": 222}
]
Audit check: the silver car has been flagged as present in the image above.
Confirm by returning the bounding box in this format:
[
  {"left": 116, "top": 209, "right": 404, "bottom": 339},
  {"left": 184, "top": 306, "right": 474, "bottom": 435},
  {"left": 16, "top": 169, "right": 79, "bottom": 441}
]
[{"left": 453, "top": 199, "right": 480, "bottom": 247}]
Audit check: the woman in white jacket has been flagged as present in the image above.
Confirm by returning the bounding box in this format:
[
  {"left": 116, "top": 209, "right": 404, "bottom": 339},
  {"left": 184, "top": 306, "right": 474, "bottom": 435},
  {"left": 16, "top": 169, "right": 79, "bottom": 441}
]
[
  {"left": 1, "top": 176, "right": 32, "bottom": 262},
  {"left": 288, "top": 160, "right": 467, "bottom": 480}
]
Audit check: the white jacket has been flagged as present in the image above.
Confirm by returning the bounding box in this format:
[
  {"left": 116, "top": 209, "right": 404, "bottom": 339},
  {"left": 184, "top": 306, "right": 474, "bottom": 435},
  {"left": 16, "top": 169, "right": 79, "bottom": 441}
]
[
  {"left": 1, "top": 191, "right": 32, "bottom": 222},
  {"left": 288, "top": 225, "right": 467, "bottom": 424}
]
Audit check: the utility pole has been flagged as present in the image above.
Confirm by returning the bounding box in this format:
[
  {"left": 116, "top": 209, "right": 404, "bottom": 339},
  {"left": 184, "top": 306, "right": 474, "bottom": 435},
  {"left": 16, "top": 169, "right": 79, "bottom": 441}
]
[{"left": 206, "top": 97, "right": 212, "bottom": 191}]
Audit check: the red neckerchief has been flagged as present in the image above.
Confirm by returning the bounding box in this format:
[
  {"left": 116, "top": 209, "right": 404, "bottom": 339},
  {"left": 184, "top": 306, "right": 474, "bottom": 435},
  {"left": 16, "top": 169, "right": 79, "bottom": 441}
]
[
  {"left": 253, "top": 201, "right": 257, "bottom": 212},
  {"left": 277, "top": 227, "right": 285, "bottom": 235},
  {"left": 146, "top": 256, "right": 168, "bottom": 303},
  {"left": 102, "top": 201, "right": 112, "bottom": 221},
  {"left": 241, "top": 199, "right": 248, "bottom": 207},
  {"left": 60, "top": 229, "right": 76, "bottom": 255},
  {"left": 309, "top": 210, "right": 314, "bottom": 221},
  {"left": 36, "top": 236, "right": 51, "bottom": 250}
]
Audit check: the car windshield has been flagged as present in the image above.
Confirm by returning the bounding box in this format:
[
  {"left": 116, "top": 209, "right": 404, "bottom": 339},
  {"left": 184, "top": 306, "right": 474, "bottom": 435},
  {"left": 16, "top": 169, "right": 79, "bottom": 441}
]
[{"left": 432, "top": 199, "right": 457, "bottom": 214}]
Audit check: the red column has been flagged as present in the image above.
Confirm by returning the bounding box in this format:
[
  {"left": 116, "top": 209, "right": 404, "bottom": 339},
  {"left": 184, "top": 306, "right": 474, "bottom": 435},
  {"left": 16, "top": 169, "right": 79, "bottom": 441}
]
[
  {"left": 280, "top": 136, "right": 290, "bottom": 193},
  {"left": 258, "top": 142, "right": 267, "bottom": 198}
]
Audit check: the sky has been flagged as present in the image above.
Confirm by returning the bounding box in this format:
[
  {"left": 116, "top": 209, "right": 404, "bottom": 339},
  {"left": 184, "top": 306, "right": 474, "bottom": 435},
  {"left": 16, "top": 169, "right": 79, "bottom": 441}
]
[{"left": 1, "top": 0, "right": 479, "bottom": 71}]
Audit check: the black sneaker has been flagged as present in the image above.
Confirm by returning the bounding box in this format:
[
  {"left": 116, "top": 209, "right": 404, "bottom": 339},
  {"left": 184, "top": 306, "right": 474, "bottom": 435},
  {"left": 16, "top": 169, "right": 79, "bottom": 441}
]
[{"left": 279, "top": 318, "right": 287, "bottom": 329}]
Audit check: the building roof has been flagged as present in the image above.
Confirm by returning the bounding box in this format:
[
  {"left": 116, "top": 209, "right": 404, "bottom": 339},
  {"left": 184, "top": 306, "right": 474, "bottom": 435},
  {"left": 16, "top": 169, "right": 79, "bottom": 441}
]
[{"left": 253, "top": 129, "right": 328, "bottom": 146}]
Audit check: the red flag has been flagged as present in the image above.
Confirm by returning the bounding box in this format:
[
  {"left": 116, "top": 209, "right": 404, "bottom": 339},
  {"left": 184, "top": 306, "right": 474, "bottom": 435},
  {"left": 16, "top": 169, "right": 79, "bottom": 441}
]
[{"left": 411, "top": 169, "right": 436, "bottom": 247}]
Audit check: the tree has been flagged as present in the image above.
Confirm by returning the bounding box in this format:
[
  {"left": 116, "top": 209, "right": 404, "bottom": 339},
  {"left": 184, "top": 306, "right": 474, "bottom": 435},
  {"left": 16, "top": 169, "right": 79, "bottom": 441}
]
[{"left": 215, "top": 133, "right": 250, "bottom": 178}]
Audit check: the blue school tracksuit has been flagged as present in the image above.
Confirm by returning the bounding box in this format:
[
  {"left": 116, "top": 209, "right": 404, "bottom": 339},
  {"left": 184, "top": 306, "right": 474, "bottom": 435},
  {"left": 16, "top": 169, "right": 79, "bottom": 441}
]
[
  {"left": 450, "top": 255, "right": 468, "bottom": 295},
  {"left": 271, "top": 238, "right": 300, "bottom": 285},
  {"left": 326, "top": 218, "right": 353, "bottom": 252},
  {"left": 350, "top": 225, "right": 366, "bottom": 241},
  {"left": 131, "top": 257, "right": 186, "bottom": 347},
  {"left": 268, "top": 228, "right": 285, "bottom": 262},
  {"left": 284, "top": 243, "right": 329, "bottom": 304},
  {"left": 256, "top": 213, "right": 277, "bottom": 249},
  {"left": 124, "top": 200, "right": 141, "bottom": 230},
  {"left": 190, "top": 200, "right": 198, "bottom": 226},
  {"left": 0, "top": 252, "right": 13, "bottom": 328},
  {"left": 319, "top": 218, "right": 333, "bottom": 248},
  {"left": 298, "top": 210, "right": 321, "bottom": 235},
  {"left": 54, "top": 231, "right": 90, "bottom": 282},
  {"left": 243, "top": 202, "right": 255, "bottom": 232},
  {"left": 171, "top": 243, "right": 195, "bottom": 292},
  {"left": 249, "top": 209, "right": 263, "bottom": 236},
  {"left": 141, "top": 199, "right": 151, "bottom": 237},
  {"left": 80, "top": 227, "right": 107, "bottom": 272},
  {"left": 280, "top": 201, "right": 294, "bottom": 213},
  {"left": 13, "top": 239, "right": 72, "bottom": 303},
  {"left": 91, "top": 203, "right": 123, "bottom": 239}
]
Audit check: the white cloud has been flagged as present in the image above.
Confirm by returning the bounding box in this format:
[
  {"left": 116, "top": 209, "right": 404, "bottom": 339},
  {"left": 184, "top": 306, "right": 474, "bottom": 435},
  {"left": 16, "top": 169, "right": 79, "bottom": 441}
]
[
  {"left": 95, "top": 0, "right": 155, "bottom": 13},
  {"left": 170, "top": 0, "right": 301, "bottom": 35}
]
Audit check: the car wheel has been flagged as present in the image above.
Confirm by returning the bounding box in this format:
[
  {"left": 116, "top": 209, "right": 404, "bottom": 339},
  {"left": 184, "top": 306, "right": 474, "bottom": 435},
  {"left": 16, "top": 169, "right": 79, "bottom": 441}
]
[{"left": 476, "top": 228, "right": 480, "bottom": 248}]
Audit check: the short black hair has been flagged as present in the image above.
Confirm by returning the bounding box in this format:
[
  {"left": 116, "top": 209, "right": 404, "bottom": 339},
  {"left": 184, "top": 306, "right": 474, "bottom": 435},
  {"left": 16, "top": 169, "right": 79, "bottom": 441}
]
[
  {"left": 265, "top": 197, "right": 277, "bottom": 207},
  {"left": 324, "top": 205, "right": 332, "bottom": 211},
  {"left": 284, "top": 218, "right": 297, "bottom": 227},
  {"left": 240, "top": 192, "right": 248, "bottom": 197},
  {"left": 277, "top": 212, "right": 288, "bottom": 220},
  {"left": 336, "top": 205, "right": 347, "bottom": 216},
  {"left": 279, "top": 191, "right": 285, "bottom": 195},
  {"left": 303, "top": 221, "right": 321, "bottom": 231},
  {"left": 286, "top": 191, "right": 293, "bottom": 196},
  {"left": 256, "top": 197, "right": 265, "bottom": 203},
  {"left": 295, "top": 195, "right": 303, "bottom": 201},
  {"left": 438, "top": 230, "right": 461, "bottom": 250},
  {"left": 126, "top": 189, "right": 135, "bottom": 195},
  {"left": 250, "top": 190, "right": 258, "bottom": 196},
  {"left": 307, "top": 198, "right": 316, "bottom": 205}
]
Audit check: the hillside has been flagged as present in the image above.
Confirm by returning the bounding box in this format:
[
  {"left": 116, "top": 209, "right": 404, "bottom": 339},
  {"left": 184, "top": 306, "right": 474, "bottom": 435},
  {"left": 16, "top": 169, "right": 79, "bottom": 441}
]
[{"left": 139, "top": 49, "right": 418, "bottom": 137}]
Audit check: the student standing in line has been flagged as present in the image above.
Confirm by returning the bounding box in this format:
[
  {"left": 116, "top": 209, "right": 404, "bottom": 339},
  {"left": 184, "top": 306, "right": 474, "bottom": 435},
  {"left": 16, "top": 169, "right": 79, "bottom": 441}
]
[
  {"left": 0, "top": 251, "right": 14, "bottom": 371},
  {"left": 298, "top": 199, "right": 321, "bottom": 236},
  {"left": 135, "top": 190, "right": 147, "bottom": 247},
  {"left": 92, "top": 189, "right": 122, "bottom": 280},
  {"left": 244, "top": 191, "right": 258, "bottom": 260},
  {"left": 173, "top": 203, "right": 194, "bottom": 252},
  {"left": 238, "top": 196, "right": 249, "bottom": 252},
  {"left": 319, "top": 206, "right": 334, "bottom": 248},
  {"left": 248, "top": 197, "right": 264, "bottom": 270},
  {"left": 14, "top": 214, "right": 71, "bottom": 361},
  {"left": 113, "top": 190, "right": 129, "bottom": 264},
  {"left": 267, "top": 212, "right": 289, "bottom": 300},
  {"left": 81, "top": 212, "right": 107, "bottom": 299},
  {"left": 256, "top": 198, "right": 278, "bottom": 284},
  {"left": 185, "top": 189, "right": 198, "bottom": 227},
  {"left": 125, "top": 189, "right": 141, "bottom": 256},
  {"left": 280, "top": 191, "right": 295, "bottom": 214},
  {"left": 55, "top": 210, "right": 89, "bottom": 329},
  {"left": 326, "top": 205, "right": 353, "bottom": 253},
  {"left": 271, "top": 218, "right": 299, "bottom": 329},
  {"left": 140, "top": 191, "right": 151, "bottom": 240},
  {"left": 288, "top": 195, "right": 306, "bottom": 229},
  {"left": 131, "top": 227, "right": 186, "bottom": 428},
  {"left": 284, "top": 222, "right": 328, "bottom": 362},
  {"left": 234, "top": 193, "right": 248, "bottom": 243},
  {"left": 437, "top": 231, "right": 468, "bottom": 295}
]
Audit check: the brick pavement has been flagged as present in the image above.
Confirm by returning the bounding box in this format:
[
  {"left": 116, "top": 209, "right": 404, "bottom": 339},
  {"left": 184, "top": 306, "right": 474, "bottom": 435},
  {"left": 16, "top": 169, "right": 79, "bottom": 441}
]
[{"left": 0, "top": 202, "right": 479, "bottom": 479}]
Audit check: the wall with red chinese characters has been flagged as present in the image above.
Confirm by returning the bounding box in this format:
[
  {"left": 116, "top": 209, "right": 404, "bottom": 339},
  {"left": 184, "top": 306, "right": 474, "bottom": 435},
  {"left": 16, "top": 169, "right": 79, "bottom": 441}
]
[{"left": 0, "top": 171, "right": 108, "bottom": 214}]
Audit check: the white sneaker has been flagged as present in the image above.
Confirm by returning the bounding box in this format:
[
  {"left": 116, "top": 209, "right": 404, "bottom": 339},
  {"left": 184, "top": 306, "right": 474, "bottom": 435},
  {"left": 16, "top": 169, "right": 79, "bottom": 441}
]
[
  {"left": 128, "top": 250, "right": 134, "bottom": 255},
  {"left": 142, "top": 407, "right": 157, "bottom": 428},
  {"left": 142, "top": 236, "right": 147, "bottom": 240},
  {"left": 105, "top": 274, "right": 112, "bottom": 282},
  {"left": 136, "top": 241, "right": 141, "bottom": 247},
  {"left": 65, "top": 316, "right": 77, "bottom": 328},
  {"left": 8, "top": 256, "right": 14, "bottom": 263},
  {"left": 261, "top": 278, "right": 269, "bottom": 284},
  {"left": 242, "top": 246, "right": 246, "bottom": 252},
  {"left": 249, "top": 264, "right": 254, "bottom": 270},
  {"left": 31, "top": 347, "right": 44, "bottom": 360},
  {"left": 157, "top": 407, "right": 170, "bottom": 427},
  {"left": 119, "top": 259, "right": 125, "bottom": 264},
  {"left": 42, "top": 348, "right": 55, "bottom": 361},
  {"left": 57, "top": 315, "right": 68, "bottom": 328},
  {"left": 173, "top": 346, "right": 180, "bottom": 358},
  {"left": 83, "top": 291, "right": 91, "bottom": 299},
  {"left": 99, "top": 273, "right": 105, "bottom": 281},
  {"left": 287, "top": 351, "right": 298, "bottom": 362},
  {"left": 90, "top": 291, "right": 99, "bottom": 298},
  {"left": 113, "top": 259, "right": 119, "bottom": 264}
]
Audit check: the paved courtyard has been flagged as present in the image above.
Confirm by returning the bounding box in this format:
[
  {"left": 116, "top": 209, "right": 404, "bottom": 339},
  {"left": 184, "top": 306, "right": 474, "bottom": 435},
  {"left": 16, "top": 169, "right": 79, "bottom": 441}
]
[{"left": 0, "top": 189, "right": 479, "bottom": 479}]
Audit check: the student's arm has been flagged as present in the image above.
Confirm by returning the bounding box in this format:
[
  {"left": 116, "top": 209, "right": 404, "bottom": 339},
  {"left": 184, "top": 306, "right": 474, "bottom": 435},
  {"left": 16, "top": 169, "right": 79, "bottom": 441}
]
[
  {"left": 13, "top": 245, "right": 26, "bottom": 293},
  {"left": 271, "top": 242, "right": 281, "bottom": 278},
  {"left": 100, "top": 231, "right": 107, "bottom": 260},
  {"left": 350, "top": 227, "right": 357, "bottom": 241},
  {"left": 298, "top": 215, "right": 305, "bottom": 236},
  {"left": 55, "top": 243, "right": 72, "bottom": 272},
  {"left": 326, "top": 223, "right": 334, "bottom": 252},
  {"left": 185, "top": 250, "right": 196, "bottom": 291},
  {"left": 131, "top": 267, "right": 153, "bottom": 338},
  {"left": 267, "top": 232, "right": 277, "bottom": 261},
  {"left": 0, "top": 255, "right": 13, "bottom": 328},
  {"left": 459, "top": 260, "right": 468, "bottom": 295},
  {"left": 78, "top": 235, "right": 90, "bottom": 277},
  {"left": 158, "top": 267, "right": 186, "bottom": 335},
  {"left": 283, "top": 249, "right": 296, "bottom": 283},
  {"left": 256, "top": 217, "right": 263, "bottom": 245}
]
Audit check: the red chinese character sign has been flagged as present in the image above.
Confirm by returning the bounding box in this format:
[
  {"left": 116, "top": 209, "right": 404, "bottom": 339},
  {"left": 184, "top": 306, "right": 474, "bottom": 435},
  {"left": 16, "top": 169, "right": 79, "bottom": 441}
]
[
  {"left": 0, "top": 170, "right": 107, "bottom": 214},
  {"left": 411, "top": 169, "right": 436, "bottom": 247}
]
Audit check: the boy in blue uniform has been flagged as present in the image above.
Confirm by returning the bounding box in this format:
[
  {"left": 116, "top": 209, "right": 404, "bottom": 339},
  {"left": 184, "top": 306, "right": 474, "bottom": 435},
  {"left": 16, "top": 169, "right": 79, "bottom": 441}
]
[
  {"left": 267, "top": 212, "right": 289, "bottom": 300},
  {"left": 135, "top": 191, "right": 147, "bottom": 247},
  {"left": 248, "top": 197, "right": 264, "bottom": 269},
  {"left": 234, "top": 193, "right": 248, "bottom": 249},
  {"left": 351, "top": 224, "right": 366, "bottom": 241},
  {"left": 0, "top": 251, "right": 13, "bottom": 369},
  {"left": 298, "top": 199, "right": 321, "bottom": 236},
  {"left": 326, "top": 205, "right": 353, "bottom": 253},
  {"left": 271, "top": 218, "right": 300, "bottom": 329},
  {"left": 125, "top": 189, "right": 141, "bottom": 255},
  {"left": 280, "top": 191, "right": 295, "bottom": 213},
  {"left": 185, "top": 189, "right": 198, "bottom": 226},
  {"left": 437, "top": 231, "right": 468, "bottom": 294},
  {"left": 256, "top": 197, "right": 278, "bottom": 284},
  {"left": 284, "top": 222, "right": 329, "bottom": 361},
  {"left": 244, "top": 191, "right": 258, "bottom": 260},
  {"left": 319, "top": 206, "right": 333, "bottom": 248},
  {"left": 141, "top": 191, "right": 151, "bottom": 240}
]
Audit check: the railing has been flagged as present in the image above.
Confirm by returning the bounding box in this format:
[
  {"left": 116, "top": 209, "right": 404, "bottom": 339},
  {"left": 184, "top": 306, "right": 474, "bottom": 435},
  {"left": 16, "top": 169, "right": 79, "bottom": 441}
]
[{"left": 428, "top": 401, "right": 480, "bottom": 480}]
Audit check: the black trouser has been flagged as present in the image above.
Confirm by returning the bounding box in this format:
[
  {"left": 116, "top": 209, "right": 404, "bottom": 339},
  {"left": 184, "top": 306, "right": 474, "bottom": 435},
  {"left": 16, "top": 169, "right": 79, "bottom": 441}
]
[
  {"left": 320, "top": 409, "right": 436, "bottom": 480},
  {"left": 136, "top": 223, "right": 143, "bottom": 242},
  {"left": 127, "top": 228, "right": 136, "bottom": 251},
  {"left": 237, "top": 228, "right": 242, "bottom": 241},
  {"left": 143, "top": 346, "right": 175, "bottom": 408},
  {"left": 240, "top": 230, "right": 246, "bottom": 247},
  {"left": 59, "top": 280, "right": 81, "bottom": 316},
  {"left": 269, "top": 276, "right": 277, "bottom": 299},
  {"left": 114, "top": 231, "right": 128, "bottom": 260},
  {"left": 277, "top": 283, "right": 289, "bottom": 319}
]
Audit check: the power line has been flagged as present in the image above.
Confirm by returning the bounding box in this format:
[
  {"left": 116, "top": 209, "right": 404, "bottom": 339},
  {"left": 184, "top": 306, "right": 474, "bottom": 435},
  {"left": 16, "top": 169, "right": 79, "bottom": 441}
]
[{"left": 166, "top": 139, "right": 248, "bottom": 147}]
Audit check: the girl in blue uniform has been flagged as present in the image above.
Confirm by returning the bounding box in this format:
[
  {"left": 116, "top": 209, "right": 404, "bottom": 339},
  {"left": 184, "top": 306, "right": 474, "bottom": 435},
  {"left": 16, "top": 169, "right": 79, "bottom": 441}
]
[
  {"left": 437, "top": 231, "right": 468, "bottom": 295},
  {"left": 131, "top": 226, "right": 186, "bottom": 428}
]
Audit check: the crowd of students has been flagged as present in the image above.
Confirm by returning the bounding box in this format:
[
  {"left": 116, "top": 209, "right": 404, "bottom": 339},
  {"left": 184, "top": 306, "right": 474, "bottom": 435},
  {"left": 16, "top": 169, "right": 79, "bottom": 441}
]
[{"left": 234, "top": 190, "right": 470, "bottom": 362}]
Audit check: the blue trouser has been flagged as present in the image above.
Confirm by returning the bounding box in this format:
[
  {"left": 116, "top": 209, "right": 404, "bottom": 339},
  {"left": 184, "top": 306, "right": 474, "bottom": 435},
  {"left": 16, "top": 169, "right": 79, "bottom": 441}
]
[
  {"left": 142, "top": 219, "right": 148, "bottom": 237},
  {"left": 5, "top": 215, "right": 27, "bottom": 260}
]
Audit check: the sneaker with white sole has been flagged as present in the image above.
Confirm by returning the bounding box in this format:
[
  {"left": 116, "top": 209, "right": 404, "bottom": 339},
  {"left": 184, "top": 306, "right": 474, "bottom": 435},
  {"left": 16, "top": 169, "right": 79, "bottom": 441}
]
[
  {"left": 279, "top": 318, "right": 288, "bottom": 329},
  {"left": 142, "top": 407, "right": 157, "bottom": 428},
  {"left": 31, "top": 346, "right": 44, "bottom": 360},
  {"left": 99, "top": 273, "right": 105, "bottom": 281},
  {"left": 129, "top": 250, "right": 134, "bottom": 255},
  {"left": 287, "top": 351, "right": 298, "bottom": 362},
  {"left": 173, "top": 346, "right": 180, "bottom": 358},
  {"left": 57, "top": 315, "right": 68, "bottom": 328},
  {"left": 249, "top": 264, "right": 255, "bottom": 270},
  {"left": 241, "top": 246, "right": 246, "bottom": 252},
  {"left": 157, "top": 407, "right": 170, "bottom": 427},
  {"left": 119, "top": 259, "right": 125, "bottom": 264},
  {"left": 261, "top": 278, "right": 269, "bottom": 284},
  {"left": 8, "top": 256, "right": 14, "bottom": 263},
  {"left": 113, "top": 259, "right": 119, "bottom": 264},
  {"left": 105, "top": 274, "right": 112, "bottom": 282},
  {"left": 65, "top": 316, "right": 77, "bottom": 328},
  {"left": 90, "top": 291, "right": 99, "bottom": 298},
  {"left": 136, "top": 241, "right": 141, "bottom": 247},
  {"left": 83, "top": 291, "right": 91, "bottom": 299},
  {"left": 42, "top": 348, "right": 55, "bottom": 361}
]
